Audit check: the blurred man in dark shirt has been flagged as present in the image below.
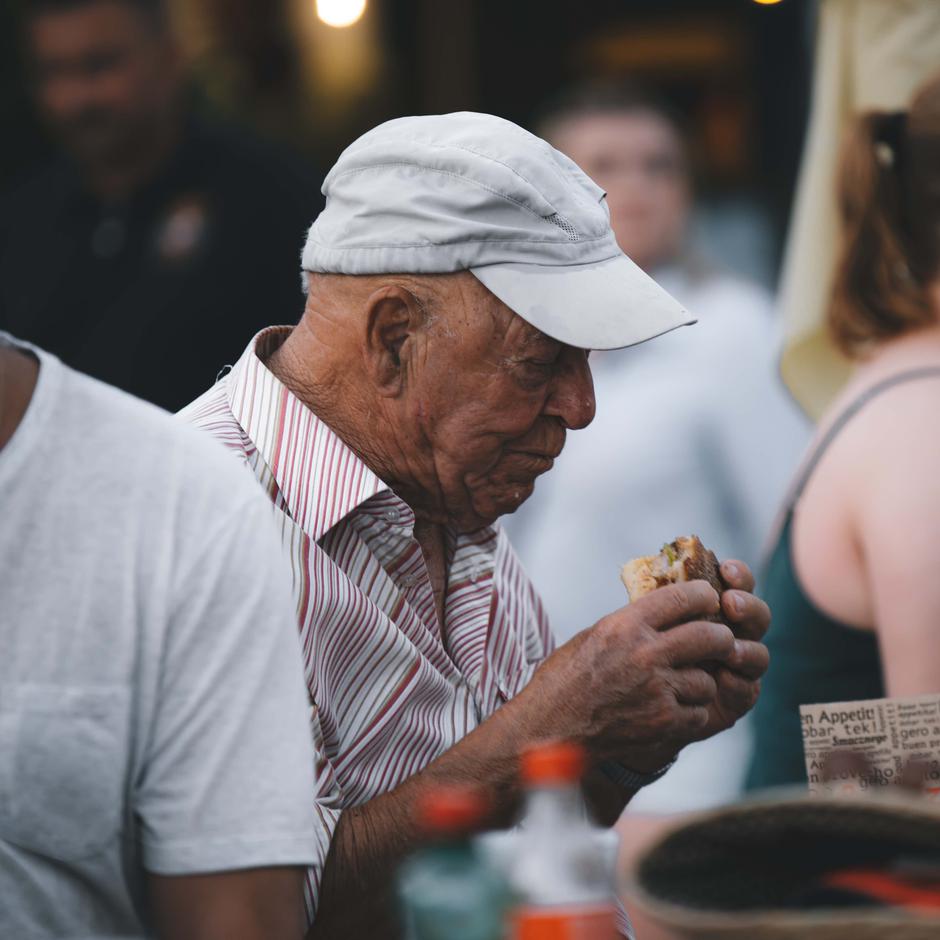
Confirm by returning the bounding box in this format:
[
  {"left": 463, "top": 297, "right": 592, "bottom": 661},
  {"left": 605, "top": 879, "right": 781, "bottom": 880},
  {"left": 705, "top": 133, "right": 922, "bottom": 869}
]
[{"left": 0, "top": 0, "right": 322, "bottom": 410}]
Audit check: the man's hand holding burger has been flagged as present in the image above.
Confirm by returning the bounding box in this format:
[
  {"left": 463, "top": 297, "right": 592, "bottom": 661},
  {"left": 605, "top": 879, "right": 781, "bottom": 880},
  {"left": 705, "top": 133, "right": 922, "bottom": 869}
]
[{"left": 510, "top": 553, "right": 769, "bottom": 779}]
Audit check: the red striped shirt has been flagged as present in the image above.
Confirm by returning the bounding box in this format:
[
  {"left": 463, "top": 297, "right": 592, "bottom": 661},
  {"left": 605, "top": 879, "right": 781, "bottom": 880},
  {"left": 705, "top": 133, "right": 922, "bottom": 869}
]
[{"left": 180, "top": 327, "right": 555, "bottom": 918}]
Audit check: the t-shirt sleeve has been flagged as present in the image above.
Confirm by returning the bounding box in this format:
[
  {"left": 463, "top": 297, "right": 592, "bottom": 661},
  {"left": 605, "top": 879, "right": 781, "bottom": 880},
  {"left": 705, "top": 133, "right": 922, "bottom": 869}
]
[{"left": 134, "top": 493, "right": 323, "bottom": 875}]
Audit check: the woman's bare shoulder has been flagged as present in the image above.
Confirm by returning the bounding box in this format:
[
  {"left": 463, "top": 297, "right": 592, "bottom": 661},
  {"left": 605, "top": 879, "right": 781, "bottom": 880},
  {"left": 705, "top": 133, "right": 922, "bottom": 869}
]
[
  {"left": 845, "top": 370, "right": 940, "bottom": 538},
  {"left": 853, "top": 370, "right": 940, "bottom": 449}
]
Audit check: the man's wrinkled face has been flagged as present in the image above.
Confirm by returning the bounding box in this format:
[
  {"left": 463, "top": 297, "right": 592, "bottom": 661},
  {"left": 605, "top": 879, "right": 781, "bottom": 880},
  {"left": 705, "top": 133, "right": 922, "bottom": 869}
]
[
  {"left": 408, "top": 277, "right": 595, "bottom": 532},
  {"left": 29, "top": 1, "right": 179, "bottom": 167},
  {"left": 551, "top": 111, "right": 690, "bottom": 272}
]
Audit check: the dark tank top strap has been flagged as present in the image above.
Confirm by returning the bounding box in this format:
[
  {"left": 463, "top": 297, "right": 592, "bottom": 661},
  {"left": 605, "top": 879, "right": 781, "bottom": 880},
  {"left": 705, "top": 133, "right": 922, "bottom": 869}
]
[{"left": 788, "top": 366, "right": 940, "bottom": 506}]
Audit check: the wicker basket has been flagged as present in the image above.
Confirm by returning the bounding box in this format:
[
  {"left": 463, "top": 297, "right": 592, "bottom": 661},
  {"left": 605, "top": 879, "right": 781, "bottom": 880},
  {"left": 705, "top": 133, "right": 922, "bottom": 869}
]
[{"left": 625, "top": 789, "right": 940, "bottom": 939}]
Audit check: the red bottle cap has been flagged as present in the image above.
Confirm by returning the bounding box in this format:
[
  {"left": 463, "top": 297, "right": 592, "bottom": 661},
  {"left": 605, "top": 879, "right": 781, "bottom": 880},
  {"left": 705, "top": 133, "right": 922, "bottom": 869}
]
[
  {"left": 520, "top": 740, "right": 586, "bottom": 785},
  {"left": 416, "top": 786, "right": 487, "bottom": 835}
]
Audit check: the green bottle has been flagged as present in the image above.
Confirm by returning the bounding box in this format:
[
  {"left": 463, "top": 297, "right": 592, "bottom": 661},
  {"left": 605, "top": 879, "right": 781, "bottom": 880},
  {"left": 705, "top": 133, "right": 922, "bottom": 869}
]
[{"left": 398, "top": 787, "right": 509, "bottom": 940}]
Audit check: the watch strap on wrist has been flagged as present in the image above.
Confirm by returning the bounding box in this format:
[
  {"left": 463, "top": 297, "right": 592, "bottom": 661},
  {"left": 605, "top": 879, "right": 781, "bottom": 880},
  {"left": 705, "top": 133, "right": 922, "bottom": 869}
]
[{"left": 599, "top": 758, "right": 675, "bottom": 791}]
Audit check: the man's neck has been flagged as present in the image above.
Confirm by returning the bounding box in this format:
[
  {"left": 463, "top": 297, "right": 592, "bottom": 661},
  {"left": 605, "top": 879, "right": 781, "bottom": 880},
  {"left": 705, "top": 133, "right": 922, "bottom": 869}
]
[
  {"left": 0, "top": 347, "right": 40, "bottom": 453},
  {"left": 266, "top": 327, "right": 445, "bottom": 521},
  {"left": 413, "top": 518, "right": 448, "bottom": 628},
  {"left": 267, "top": 333, "right": 452, "bottom": 618}
]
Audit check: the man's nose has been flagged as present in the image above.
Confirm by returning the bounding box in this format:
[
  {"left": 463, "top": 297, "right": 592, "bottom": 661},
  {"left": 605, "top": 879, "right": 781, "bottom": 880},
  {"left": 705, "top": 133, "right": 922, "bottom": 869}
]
[{"left": 545, "top": 349, "right": 596, "bottom": 430}]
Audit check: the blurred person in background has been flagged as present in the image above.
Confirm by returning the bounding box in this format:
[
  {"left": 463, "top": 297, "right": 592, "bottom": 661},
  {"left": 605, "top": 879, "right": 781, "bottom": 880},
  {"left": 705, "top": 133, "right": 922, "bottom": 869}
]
[
  {"left": 503, "top": 82, "right": 809, "bottom": 813},
  {"left": 0, "top": 331, "right": 318, "bottom": 939},
  {"left": 0, "top": 0, "right": 322, "bottom": 411},
  {"left": 746, "top": 72, "right": 940, "bottom": 791}
]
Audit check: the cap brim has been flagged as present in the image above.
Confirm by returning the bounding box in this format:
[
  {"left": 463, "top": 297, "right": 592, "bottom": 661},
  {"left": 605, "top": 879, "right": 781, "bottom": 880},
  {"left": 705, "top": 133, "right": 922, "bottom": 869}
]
[{"left": 470, "top": 253, "right": 695, "bottom": 350}]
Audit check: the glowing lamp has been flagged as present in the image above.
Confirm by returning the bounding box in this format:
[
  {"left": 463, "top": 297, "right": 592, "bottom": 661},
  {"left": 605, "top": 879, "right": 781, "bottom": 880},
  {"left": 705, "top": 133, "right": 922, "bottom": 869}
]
[{"left": 316, "top": 0, "right": 367, "bottom": 28}]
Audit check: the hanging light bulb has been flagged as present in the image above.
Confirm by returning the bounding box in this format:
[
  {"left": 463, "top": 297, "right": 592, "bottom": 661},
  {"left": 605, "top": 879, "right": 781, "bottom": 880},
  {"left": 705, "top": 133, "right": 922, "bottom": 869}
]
[{"left": 316, "top": 0, "right": 367, "bottom": 28}]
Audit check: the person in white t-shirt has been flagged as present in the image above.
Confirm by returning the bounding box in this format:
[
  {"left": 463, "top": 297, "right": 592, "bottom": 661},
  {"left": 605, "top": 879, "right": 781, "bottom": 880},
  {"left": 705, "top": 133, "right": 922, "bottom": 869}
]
[
  {"left": 504, "top": 84, "right": 809, "bottom": 814},
  {"left": 0, "top": 332, "right": 318, "bottom": 940}
]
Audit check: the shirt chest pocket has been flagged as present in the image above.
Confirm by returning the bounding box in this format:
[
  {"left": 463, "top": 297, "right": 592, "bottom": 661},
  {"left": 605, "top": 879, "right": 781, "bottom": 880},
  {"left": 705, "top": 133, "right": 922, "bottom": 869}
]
[{"left": 0, "top": 683, "right": 130, "bottom": 862}]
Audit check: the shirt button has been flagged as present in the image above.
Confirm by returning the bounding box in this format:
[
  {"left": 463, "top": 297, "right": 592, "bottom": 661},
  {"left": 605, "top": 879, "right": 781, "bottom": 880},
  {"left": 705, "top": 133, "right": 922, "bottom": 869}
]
[{"left": 384, "top": 509, "right": 399, "bottom": 523}]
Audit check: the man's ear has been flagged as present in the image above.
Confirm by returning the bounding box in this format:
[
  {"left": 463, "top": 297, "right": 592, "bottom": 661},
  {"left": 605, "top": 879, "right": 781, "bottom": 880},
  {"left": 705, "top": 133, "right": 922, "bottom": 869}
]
[{"left": 363, "top": 285, "right": 425, "bottom": 396}]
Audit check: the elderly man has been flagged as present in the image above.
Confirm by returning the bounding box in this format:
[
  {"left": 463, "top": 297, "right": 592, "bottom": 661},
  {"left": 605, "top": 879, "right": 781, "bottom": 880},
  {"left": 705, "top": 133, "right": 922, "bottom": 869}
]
[{"left": 181, "top": 112, "right": 770, "bottom": 937}]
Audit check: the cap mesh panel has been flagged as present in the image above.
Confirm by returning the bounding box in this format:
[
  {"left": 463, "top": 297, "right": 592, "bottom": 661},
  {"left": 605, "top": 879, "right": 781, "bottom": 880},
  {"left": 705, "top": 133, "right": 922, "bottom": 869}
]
[{"left": 545, "top": 212, "right": 579, "bottom": 240}]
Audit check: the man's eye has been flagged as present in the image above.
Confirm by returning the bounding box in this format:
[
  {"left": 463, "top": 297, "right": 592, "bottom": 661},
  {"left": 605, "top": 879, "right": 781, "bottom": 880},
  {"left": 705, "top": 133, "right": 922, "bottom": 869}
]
[
  {"left": 523, "top": 359, "right": 555, "bottom": 373},
  {"left": 515, "top": 359, "right": 555, "bottom": 387},
  {"left": 646, "top": 155, "right": 681, "bottom": 179}
]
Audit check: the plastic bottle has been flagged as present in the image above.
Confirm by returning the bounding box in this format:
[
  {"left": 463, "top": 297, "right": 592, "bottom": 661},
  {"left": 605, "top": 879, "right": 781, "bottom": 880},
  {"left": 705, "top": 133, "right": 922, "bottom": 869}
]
[
  {"left": 398, "top": 786, "right": 509, "bottom": 940},
  {"left": 507, "top": 741, "right": 621, "bottom": 939}
]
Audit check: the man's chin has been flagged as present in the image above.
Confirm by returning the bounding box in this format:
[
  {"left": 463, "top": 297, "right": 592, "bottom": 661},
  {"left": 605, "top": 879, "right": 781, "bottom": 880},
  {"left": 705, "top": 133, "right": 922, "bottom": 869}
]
[
  {"left": 57, "top": 124, "right": 132, "bottom": 168},
  {"left": 454, "top": 451, "right": 560, "bottom": 531},
  {"left": 498, "top": 480, "right": 537, "bottom": 514},
  {"left": 457, "top": 480, "right": 537, "bottom": 532}
]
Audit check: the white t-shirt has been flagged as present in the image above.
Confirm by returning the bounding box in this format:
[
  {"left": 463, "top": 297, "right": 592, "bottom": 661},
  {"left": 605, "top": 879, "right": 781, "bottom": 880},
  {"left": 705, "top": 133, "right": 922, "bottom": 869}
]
[
  {"left": 503, "top": 268, "right": 810, "bottom": 811},
  {"left": 0, "top": 335, "right": 318, "bottom": 938}
]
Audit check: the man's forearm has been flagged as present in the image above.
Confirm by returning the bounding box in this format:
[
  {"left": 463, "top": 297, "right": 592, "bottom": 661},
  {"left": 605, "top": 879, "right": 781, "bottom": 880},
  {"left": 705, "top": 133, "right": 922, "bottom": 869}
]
[
  {"left": 308, "top": 695, "right": 527, "bottom": 938},
  {"left": 307, "top": 688, "right": 631, "bottom": 939}
]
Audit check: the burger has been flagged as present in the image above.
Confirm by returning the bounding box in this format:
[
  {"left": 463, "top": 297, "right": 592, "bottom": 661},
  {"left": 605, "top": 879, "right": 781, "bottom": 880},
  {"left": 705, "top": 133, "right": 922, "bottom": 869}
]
[{"left": 620, "top": 535, "right": 724, "bottom": 622}]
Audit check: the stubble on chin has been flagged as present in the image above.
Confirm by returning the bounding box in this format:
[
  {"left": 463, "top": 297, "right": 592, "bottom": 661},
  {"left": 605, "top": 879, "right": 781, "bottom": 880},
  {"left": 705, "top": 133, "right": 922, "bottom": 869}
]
[
  {"left": 462, "top": 471, "right": 541, "bottom": 529},
  {"left": 452, "top": 442, "right": 558, "bottom": 530}
]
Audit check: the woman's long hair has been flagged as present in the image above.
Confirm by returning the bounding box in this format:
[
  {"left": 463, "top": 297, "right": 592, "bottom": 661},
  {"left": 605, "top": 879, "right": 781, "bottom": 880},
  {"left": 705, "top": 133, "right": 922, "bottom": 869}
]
[{"left": 830, "top": 73, "right": 940, "bottom": 357}]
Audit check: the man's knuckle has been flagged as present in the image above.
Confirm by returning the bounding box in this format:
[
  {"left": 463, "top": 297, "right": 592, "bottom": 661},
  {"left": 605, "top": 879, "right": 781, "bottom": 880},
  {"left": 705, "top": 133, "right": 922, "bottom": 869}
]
[
  {"left": 640, "top": 635, "right": 669, "bottom": 667},
  {"left": 698, "top": 672, "right": 719, "bottom": 701},
  {"left": 655, "top": 584, "right": 691, "bottom": 623},
  {"left": 736, "top": 640, "right": 770, "bottom": 676},
  {"left": 592, "top": 615, "right": 619, "bottom": 644},
  {"left": 595, "top": 607, "right": 622, "bottom": 630},
  {"left": 607, "top": 607, "right": 652, "bottom": 646},
  {"left": 638, "top": 669, "right": 663, "bottom": 699},
  {"left": 705, "top": 621, "right": 734, "bottom": 653},
  {"left": 650, "top": 706, "right": 679, "bottom": 737},
  {"left": 729, "top": 680, "right": 761, "bottom": 717},
  {"left": 754, "top": 645, "right": 771, "bottom": 672}
]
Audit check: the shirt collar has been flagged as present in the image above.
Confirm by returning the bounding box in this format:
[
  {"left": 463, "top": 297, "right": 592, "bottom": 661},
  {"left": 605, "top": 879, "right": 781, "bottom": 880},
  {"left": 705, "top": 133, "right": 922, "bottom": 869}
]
[{"left": 226, "top": 327, "right": 391, "bottom": 541}]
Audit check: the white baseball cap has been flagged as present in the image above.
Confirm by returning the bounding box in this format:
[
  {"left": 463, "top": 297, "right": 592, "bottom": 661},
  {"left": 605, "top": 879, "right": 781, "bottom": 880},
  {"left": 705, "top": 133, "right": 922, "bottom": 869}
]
[{"left": 301, "top": 112, "right": 694, "bottom": 350}]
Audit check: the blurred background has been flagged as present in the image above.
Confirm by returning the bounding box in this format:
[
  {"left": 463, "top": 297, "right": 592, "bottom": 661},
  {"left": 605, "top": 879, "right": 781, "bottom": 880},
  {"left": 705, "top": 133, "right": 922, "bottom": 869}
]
[
  {"left": 9, "top": 6, "right": 940, "bottom": 938},
  {"left": 0, "top": 0, "right": 817, "bottom": 825},
  {"left": 1, "top": 0, "right": 813, "bottom": 290}
]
